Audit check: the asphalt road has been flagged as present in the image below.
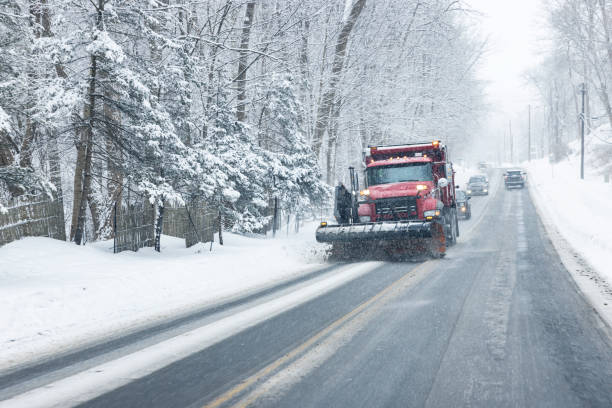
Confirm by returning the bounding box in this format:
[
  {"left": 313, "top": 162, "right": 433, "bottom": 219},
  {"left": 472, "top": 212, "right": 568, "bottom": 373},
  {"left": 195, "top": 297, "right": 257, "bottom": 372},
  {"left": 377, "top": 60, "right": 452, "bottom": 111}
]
[{"left": 2, "top": 172, "right": 612, "bottom": 407}]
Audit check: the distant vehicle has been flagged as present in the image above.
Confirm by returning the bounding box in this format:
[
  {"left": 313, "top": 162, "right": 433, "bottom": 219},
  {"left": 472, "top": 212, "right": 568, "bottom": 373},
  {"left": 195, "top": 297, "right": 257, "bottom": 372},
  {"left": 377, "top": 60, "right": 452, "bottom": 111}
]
[
  {"left": 456, "top": 190, "right": 471, "bottom": 219},
  {"left": 504, "top": 169, "right": 526, "bottom": 189},
  {"left": 478, "top": 161, "right": 489, "bottom": 171},
  {"left": 466, "top": 174, "right": 489, "bottom": 196}
]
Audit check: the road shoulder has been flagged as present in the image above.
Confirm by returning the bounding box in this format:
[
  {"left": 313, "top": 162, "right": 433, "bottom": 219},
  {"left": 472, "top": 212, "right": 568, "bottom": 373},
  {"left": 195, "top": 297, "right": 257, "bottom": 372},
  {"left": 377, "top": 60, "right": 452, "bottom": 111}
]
[{"left": 527, "top": 180, "right": 612, "bottom": 329}]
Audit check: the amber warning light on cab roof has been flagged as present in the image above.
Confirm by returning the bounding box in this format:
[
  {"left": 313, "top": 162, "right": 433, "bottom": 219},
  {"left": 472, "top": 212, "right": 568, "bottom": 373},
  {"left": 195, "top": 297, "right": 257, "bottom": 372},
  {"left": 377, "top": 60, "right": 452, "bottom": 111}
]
[
  {"left": 369, "top": 140, "right": 441, "bottom": 154},
  {"left": 368, "top": 141, "right": 443, "bottom": 162}
]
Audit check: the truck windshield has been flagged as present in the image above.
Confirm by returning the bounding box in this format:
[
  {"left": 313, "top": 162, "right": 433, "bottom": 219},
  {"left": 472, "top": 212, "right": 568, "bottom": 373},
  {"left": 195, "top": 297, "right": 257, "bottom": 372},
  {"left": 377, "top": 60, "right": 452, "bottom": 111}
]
[{"left": 367, "top": 163, "right": 433, "bottom": 186}]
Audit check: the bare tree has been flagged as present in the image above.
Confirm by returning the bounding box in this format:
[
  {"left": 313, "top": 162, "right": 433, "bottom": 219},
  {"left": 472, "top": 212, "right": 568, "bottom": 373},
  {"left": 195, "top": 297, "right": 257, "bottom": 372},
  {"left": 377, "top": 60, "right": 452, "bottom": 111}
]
[{"left": 236, "top": 1, "right": 256, "bottom": 122}]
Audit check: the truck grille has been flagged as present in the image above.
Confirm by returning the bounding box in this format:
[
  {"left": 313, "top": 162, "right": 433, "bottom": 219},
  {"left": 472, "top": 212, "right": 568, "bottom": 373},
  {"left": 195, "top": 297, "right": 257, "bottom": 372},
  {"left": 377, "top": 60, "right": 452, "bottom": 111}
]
[{"left": 375, "top": 197, "right": 418, "bottom": 220}]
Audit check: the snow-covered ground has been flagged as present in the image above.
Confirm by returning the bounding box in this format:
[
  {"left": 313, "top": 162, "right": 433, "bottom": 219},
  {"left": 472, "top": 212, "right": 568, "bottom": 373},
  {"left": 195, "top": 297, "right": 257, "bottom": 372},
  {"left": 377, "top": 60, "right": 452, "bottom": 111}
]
[
  {"left": 0, "top": 223, "right": 328, "bottom": 371},
  {"left": 525, "top": 126, "right": 612, "bottom": 323}
]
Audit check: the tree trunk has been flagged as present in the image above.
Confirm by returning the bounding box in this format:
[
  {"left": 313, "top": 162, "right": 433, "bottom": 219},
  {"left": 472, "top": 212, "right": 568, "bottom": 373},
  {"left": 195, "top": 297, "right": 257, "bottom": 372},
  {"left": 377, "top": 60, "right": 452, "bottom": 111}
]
[
  {"left": 326, "top": 102, "right": 342, "bottom": 185},
  {"left": 598, "top": 0, "right": 612, "bottom": 73},
  {"left": 0, "top": 131, "right": 15, "bottom": 167},
  {"left": 101, "top": 64, "right": 123, "bottom": 237},
  {"left": 312, "top": 0, "right": 366, "bottom": 159},
  {"left": 48, "top": 133, "right": 66, "bottom": 241},
  {"left": 20, "top": 0, "right": 40, "bottom": 170},
  {"left": 70, "top": 121, "right": 87, "bottom": 240},
  {"left": 298, "top": 18, "right": 310, "bottom": 139},
  {"left": 73, "top": 62, "right": 96, "bottom": 245},
  {"left": 74, "top": 0, "right": 103, "bottom": 245},
  {"left": 218, "top": 208, "right": 223, "bottom": 245},
  {"left": 19, "top": 118, "right": 36, "bottom": 168},
  {"left": 31, "top": 0, "right": 71, "bottom": 238},
  {"left": 154, "top": 199, "right": 164, "bottom": 252},
  {"left": 203, "top": 2, "right": 231, "bottom": 139},
  {"left": 235, "top": 2, "right": 256, "bottom": 122},
  {"left": 88, "top": 189, "right": 101, "bottom": 239}
]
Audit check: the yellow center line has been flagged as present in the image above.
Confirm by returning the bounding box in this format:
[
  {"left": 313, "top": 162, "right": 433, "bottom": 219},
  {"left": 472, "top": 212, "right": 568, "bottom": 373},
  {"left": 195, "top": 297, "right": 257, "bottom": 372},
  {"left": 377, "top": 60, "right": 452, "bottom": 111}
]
[{"left": 202, "top": 260, "right": 434, "bottom": 408}]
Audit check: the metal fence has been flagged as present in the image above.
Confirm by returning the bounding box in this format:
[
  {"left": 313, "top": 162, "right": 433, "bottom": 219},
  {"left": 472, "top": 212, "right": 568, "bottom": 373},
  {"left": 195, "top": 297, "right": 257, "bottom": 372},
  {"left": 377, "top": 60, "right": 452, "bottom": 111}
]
[{"left": 0, "top": 195, "right": 66, "bottom": 247}]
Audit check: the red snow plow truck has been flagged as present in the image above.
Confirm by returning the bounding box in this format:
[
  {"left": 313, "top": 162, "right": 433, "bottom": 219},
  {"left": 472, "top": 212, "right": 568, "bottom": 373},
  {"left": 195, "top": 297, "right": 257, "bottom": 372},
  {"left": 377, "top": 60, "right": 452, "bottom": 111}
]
[{"left": 316, "top": 141, "right": 459, "bottom": 259}]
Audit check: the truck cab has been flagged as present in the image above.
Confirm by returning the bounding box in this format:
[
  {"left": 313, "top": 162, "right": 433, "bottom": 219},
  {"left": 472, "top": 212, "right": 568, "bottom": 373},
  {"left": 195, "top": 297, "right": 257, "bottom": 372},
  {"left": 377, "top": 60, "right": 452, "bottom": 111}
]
[{"left": 357, "top": 142, "right": 457, "bottom": 228}]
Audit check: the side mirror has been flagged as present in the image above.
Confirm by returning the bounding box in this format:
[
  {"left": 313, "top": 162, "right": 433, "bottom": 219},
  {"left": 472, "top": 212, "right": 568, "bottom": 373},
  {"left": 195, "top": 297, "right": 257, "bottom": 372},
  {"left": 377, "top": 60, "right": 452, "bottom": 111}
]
[
  {"left": 455, "top": 185, "right": 460, "bottom": 189},
  {"left": 467, "top": 196, "right": 471, "bottom": 200},
  {"left": 438, "top": 178, "right": 449, "bottom": 188}
]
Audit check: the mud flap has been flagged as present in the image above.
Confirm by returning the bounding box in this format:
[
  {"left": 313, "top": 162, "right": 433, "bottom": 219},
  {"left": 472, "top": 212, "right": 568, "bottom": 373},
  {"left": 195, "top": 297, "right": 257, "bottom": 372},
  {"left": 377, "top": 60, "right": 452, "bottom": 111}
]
[{"left": 429, "top": 222, "right": 446, "bottom": 258}]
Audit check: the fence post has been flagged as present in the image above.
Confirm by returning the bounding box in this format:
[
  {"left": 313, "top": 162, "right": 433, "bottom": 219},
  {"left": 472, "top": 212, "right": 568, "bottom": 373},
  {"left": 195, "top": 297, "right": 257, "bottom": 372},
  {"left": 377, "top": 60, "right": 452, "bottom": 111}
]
[
  {"left": 218, "top": 209, "right": 224, "bottom": 246},
  {"left": 272, "top": 197, "right": 278, "bottom": 237},
  {"left": 113, "top": 201, "right": 117, "bottom": 254}
]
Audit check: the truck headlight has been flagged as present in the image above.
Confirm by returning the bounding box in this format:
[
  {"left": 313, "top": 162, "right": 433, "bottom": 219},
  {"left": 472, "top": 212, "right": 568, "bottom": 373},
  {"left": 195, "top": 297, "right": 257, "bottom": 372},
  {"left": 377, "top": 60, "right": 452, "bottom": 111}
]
[
  {"left": 423, "top": 209, "right": 441, "bottom": 218},
  {"left": 358, "top": 216, "right": 371, "bottom": 223}
]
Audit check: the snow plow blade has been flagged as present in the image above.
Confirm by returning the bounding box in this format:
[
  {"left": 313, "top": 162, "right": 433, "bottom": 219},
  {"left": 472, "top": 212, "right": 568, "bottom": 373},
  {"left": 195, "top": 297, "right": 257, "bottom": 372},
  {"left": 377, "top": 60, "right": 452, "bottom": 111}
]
[{"left": 316, "top": 221, "right": 436, "bottom": 243}]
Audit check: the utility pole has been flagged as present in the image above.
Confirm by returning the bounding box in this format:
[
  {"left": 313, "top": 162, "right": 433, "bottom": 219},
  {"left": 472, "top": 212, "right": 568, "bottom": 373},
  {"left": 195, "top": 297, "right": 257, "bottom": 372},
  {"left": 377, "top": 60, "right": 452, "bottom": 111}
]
[
  {"left": 509, "top": 120, "right": 513, "bottom": 164},
  {"left": 528, "top": 105, "right": 531, "bottom": 162},
  {"left": 580, "top": 83, "right": 586, "bottom": 179}
]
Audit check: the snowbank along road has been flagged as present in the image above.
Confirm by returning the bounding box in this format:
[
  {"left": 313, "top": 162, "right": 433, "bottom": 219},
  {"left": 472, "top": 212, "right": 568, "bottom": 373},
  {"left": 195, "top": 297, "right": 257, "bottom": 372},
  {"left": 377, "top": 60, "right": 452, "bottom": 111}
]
[{"left": 1, "top": 169, "right": 612, "bottom": 407}]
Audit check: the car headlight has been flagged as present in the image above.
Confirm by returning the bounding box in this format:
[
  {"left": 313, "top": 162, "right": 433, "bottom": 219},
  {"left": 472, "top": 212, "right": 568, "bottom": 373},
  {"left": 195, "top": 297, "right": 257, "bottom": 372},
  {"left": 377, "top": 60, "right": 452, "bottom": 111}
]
[
  {"left": 358, "top": 216, "right": 371, "bottom": 223},
  {"left": 466, "top": 190, "right": 471, "bottom": 194},
  {"left": 461, "top": 207, "right": 466, "bottom": 212},
  {"left": 483, "top": 189, "right": 488, "bottom": 192}
]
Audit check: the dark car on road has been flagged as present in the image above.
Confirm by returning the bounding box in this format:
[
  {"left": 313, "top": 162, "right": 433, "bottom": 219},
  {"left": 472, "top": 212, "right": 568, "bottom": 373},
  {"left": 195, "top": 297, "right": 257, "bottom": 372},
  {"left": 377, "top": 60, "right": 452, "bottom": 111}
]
[
  {"left": 456, "top": 190, "right": 471, "bottom": 219},
  {"left": 466, "top": 175, "right": 489, "bottom": 196},
  {"left": 504, "top": 169, "right": 526, "bottom": 189}
]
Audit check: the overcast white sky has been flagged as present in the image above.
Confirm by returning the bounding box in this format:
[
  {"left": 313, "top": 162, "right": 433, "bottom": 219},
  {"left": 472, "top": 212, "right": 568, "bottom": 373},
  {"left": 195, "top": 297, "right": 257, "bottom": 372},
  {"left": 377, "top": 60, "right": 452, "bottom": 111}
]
[
  {"left": 467, "top": 0, "right": 549, "bottom": 113},
  {"left": 465, "top": 0, "right": 551, "bottom": 161}
]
